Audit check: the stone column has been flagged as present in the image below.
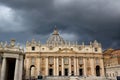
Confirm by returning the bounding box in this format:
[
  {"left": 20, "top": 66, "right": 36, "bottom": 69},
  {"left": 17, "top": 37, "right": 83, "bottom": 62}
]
[
  {"left": 74, "top": 57, "right": 76, "bottom": 76},
  {"left": 56, "top": 57, "right": 59, "bottom": 76},
  {"left": 62, "top": 57, "right": 64, "bottom": 76},
  {"left": 39, "top": 57, "right": 41, "bottom": 75},
  {"left": 100, "top": 58, "right": 105, "bottom": 77},
  {"left": 69, "top": 57, "right": 71, "bottom": 76},
  {"left": 76, "top": 57, "right": 79, "bottom": 76},
  {"left": 54, "top": 57, "right": 56, "bottom": 76},
  {"left": 19, "top": 56, "right": 23, "bottom": 80},
  {"left": 46, "top": 57, "right": 48, "bottom": 76},
  {"left": 83, "top": 58, "right": 86, "bottom": 76},
  {"left": 91, "top": 58, "right": 95, "bottom": 76},
  {"left": 1, "top": 57, "right": 6, "bottom": 80},
  {"left": 14, "top": 58, "right": 19, "bottom": 80}
]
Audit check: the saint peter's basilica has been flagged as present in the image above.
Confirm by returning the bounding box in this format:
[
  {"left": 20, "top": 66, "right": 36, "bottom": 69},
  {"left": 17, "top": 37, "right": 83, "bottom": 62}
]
[{"left": 0, "top": 28, "right": 120, "bottom": 80}]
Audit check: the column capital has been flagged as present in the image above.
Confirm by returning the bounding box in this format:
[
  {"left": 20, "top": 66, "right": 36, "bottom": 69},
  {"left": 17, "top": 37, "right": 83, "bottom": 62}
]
[
  {"left": 74, "top": 56, "right": 78, "bottom": 58},
  {"left": 2, "top": 57, "right": 6, "bottom": 59},
  {"left": 45, "top": 56, "right": 49, "bottom": 58},
  {"left": 83, "top": 57, "right": 87, "bottom": 58},
  {"left": 16, "top": 58, "right": 20, "bottom": 60}
]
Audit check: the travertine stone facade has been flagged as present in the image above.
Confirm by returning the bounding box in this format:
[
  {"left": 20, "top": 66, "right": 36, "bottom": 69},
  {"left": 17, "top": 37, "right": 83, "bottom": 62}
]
[
  {"left": 24, "top": 28, "right": 105, "bottom": 79},
  {"left": 104, "top": 49, "right": 120, "bottom": 80},
  {"left": 0, "top": 39, "right": 24, "bottom": 80}
]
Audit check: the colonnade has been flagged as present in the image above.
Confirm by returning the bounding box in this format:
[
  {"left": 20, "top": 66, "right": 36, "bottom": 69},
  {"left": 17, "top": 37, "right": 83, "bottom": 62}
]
[{"left": 0, "top": 56, "right": 23, "bottom": 80}]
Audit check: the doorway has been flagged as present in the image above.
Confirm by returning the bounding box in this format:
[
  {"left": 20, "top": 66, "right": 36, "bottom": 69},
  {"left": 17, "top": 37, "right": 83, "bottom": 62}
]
[
  {"left": 71, "top": 71, "right": 74, "bottom": 76},
  {"left": 59, "top": 71, "right": 62, "bottom": 76},
  {"left": 96, "top": 65, "right": 100, "bottom": 76},
  {"left": 6, "top": 58, "right": 16, "bottom": 80},
  {"left": 64, "top": 68, "right": 68, "bottom": 76},
  {"left": 79, "top": 69, "right": 83, "bottom": 76},
  {"left": 49, "top": 68, "right": 53, "bottom": 76}
]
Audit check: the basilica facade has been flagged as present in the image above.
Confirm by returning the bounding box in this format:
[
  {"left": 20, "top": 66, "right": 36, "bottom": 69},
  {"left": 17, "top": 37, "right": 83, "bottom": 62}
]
[{"left": 24, "top": 28, "right": 105, "bottom": 79}]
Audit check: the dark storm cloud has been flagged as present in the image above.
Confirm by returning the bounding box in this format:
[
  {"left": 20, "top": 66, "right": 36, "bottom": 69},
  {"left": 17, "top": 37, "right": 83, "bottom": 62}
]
[{"left": 0, "top": 0, "right": 120, "bottom": 49}]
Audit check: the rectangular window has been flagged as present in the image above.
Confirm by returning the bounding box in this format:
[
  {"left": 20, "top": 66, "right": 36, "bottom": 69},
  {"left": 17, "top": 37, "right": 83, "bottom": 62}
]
[
  {"left": 95, "top": 48, "right": 98, "bottom": 52},
  {"left": 32, "top": 46, "right": 35, "bottom": 51},
  {"left": 31, "top": 58, "right": 35, "bottom": 65},
  {"left": 49, "top": 57, "right": 54, "bottom": 64},
  {"left": 79, "top": 58, "right": 83, "bottom": 64},
  {"left": 96, "top": 59, "right": 99, "bottom": 64},
  {"left": 64, "top": 57, "right": 69, "bottom": 64}
]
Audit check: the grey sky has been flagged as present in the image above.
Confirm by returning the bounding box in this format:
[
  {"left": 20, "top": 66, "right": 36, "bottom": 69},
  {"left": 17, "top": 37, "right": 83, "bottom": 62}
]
[{"left": 0, "top": 0, "right": 120, "bottom": 49}]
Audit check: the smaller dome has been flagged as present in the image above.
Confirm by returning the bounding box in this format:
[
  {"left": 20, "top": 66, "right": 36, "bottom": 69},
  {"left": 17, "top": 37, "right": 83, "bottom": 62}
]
[{"left": 47, "top": 27, "right": 65, "bottom": 46}]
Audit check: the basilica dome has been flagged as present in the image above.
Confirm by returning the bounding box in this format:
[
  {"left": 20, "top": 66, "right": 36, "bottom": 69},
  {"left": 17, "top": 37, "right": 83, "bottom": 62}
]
[{"left": 46, "top": 28, "right": 65, "bottom": 45}]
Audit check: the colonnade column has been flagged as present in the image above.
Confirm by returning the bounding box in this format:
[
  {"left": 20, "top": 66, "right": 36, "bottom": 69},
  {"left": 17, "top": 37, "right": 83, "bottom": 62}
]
[
  {"left": 19, "top": 56, "right": 23, "bottom": 80},
  {"left": 62, "top": 57, "right": 64, "bottom": 76},
  {"left": 74, "top": 57, "right": 76, "bottom": 76},
  {"left": 83, "top": 58, "right": 86, "bottom": 76},
  {"left": 56, "top": 57, "right": 59, "bottom": 76},
  {"left": 1, "top": 57, "right": 6, "bottom": 80},
  {"left": 46, "top": 57, "right": 48, "bottom": 76},
  {"left": 69, "top": 57, "right": 71, "bottom": 76},
  {"left": 91, "top": 58, "right": 95, "bottom": 76},
  {"left": 14, "top": 58, "right": 19, "bottom": 80}
]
